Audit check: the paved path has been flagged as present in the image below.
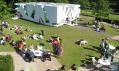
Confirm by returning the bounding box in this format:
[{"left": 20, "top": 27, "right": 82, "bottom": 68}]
[
  {"left": 74, "top": 24, "right": 113, "bottom": 38},
  {"left": 0, "top": 52, "right": 61, "bottom": 71}
]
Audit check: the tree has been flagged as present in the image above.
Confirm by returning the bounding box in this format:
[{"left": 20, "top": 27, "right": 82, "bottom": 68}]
[
  {"left": 91, "top": 0, "right": 110, "bottom": 21},
  {"left": 77, "top": 0, "right": 90, "bottom": 10},
  {"left": 0, "top": 1, "right": 11, "bottom": 19}
]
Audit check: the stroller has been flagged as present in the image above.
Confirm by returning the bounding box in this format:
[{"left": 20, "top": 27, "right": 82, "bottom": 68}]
[{"left": 42, "top": 51, "right": 51, "bottom": 62}]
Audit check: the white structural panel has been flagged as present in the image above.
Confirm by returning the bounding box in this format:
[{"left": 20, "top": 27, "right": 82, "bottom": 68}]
[{"left": 15, "top": 2, "right": 81, "bottom": 27}]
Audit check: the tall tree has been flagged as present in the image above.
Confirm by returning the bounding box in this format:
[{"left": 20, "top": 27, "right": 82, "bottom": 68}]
[
  {"left": 92, "top": 0, "right": 110, "bottom": 19},
  {"left": 0, "top": 1, "right": 11, "bottom": 19},
  {"left": 77, "top": 0, "right": 90, "bottom": 10}
]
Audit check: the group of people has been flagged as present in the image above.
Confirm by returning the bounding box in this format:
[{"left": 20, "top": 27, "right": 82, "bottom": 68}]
[
  {"left": 94, "top": 20, "right": 106, "bottom": 32},
  {"left": 99, "top": 38, "right": 118, "bottom": 63},
  {"left": 50, "top": 36, "right": 63, "bottom": 58},
  {"left": 0, "top": 34, "right": 12, "bottom": 45}
]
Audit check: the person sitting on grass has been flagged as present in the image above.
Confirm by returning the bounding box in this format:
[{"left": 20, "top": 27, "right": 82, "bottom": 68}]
[
  {"left": 26, "top": 27, "right": 32, "bottom": 32},
  {"left": 6, "top": 34, "right": 12, "bottom": 42},
  {"left": 60, "top": 65, "right": 67, "bottom": 71},
  {"left": 100, "top": 25, "right": 106, "bottom": 32},
  {"left": 11, "top": 40, "right": 16, "bottom": 46},
  {"left": 1, "top": 20, "right": 9, "bottom": 28},
  {"left": 70, "top": 64, "right": 77, "bottom": 71},
  {"left": 32, "top": 32, "right": 39, "bottom": 40},
  {"left": 47, "top": 36, "right": 53, "bottom": 44},
  {"left": 0, "top": 38, "right": 6, "bottom": 45},
  {"left": 15, "top": 28, "right": 21, "bottom": 35}
]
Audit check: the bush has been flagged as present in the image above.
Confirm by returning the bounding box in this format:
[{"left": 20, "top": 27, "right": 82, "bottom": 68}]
[
  {"left": 0, "top": 55, "right": 14, "bottom": 71},
  {"left": 95, "top": 17, "right": 119, "bottom": 25}
]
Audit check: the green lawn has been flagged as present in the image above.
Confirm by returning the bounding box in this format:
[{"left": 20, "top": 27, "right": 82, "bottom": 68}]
[
  {"left": 81, "top": 10, "right": 119, "bottom": 21},
  {"left": 0, "top": 19, "right": 119, "bottom": 69}
]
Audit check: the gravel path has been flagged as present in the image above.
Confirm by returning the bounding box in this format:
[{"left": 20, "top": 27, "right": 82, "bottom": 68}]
[{"left": 74, "top": 24, "right": 113, "bottom": 38}]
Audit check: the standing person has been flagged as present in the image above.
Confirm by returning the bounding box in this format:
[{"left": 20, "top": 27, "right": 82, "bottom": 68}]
[
  {"left": 57, "top": 42, "right": 62, "bottom": 58},
  {"left": 105, "top": 48, "right": 110, "bottom": 60},
  {"left": 60, "top": 41, "right": 63, "bottom": 56},
  {"left": 100, "top": 39, "right": 105, "bottom": 53},
  {"left": 41, "top": 29, "right": 45, "bottom": 36},
  {"left": 105, "top": 38, "right": 109, "bottom": 49},
  {"left": 52, "top": 39, "right": 58, "bottom": 54},
  {"left": 71, "top": 64, "right": 77, "bottom": 71}
]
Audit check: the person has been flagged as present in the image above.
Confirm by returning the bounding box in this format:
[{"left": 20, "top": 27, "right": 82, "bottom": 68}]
[
  {"left": 100, "top": 25, "right": 106, "bottom": 32},
  {"left": 41, "top": 29, "right": 45, "bottom": 36},
  {"left": 71, "top": 64, "right": 77, "bottom": 71},
  {"left": 32, "top": 33, "right": 39, "bottom": 40},
  {"left": 47, "top": 36, "right": 53, "bottom": 44},
  {"left": 111, "top": 50, "right": 116, "bottom": 62},
  {"left": 105, "top": 48, "right": 110, "bottom": 60},
  {"left": 26, "top": 27, "right": 32, "bottom": 32},
  {"left": 100, "top": 39, "right": 105, "bottom": 53},
  {"left": 100, "top": 52, "right": 105, "bottom": 60},
  {"left": 60, "top": 65, "right": 67, "bottom": 71},
  {"left": 38, "top": 34, "right": 43, "bottom": 39},
  {"left": 22, "top": 45, "right": 28, "bottom": 54},
  {"left": 105, "top": 38, "right": 109, "bottom": 49},
  {"left": 29, "top": 44, "right": 34, "bottom": 52},
  {"left": 11, "top": 40, "right": 16, "bottom": 46},
  {"left": 19, "top": 25, "right": 22, "bottom": 31},
  {"left": 27, "top": 50, "right": 35, "bottom": 62},
  {"left": 6, "top": 34, "right": 12, "bottom": 42},
  {"left": 57, "top": 42, "right": 62, "bottom": 58},
  {"left": 52, "top": 39, "right": 58, "bottom": 54},
  {"left": 2, "top": 35, "right": 6, "bottom": 41},
  {"left": 2, "top": 20, "right": 9, "bottom": 28},
  {"left": 0, "top": 38, "right": 6, "bottom": 45}
]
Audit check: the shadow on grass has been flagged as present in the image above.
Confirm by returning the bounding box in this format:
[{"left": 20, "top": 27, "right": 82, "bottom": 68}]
[
  {"left": 83, "top": 47, "right": 99, "bottom": 53},
  {"left": 90, "top": 45, "right": 100, "bottom": 53}
]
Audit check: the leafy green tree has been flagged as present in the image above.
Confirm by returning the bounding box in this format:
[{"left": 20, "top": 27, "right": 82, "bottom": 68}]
[
  {"left": 94, "top": 0, "right": 110, "bottom": 17},
  {"left": 0, "top": 1, "right": 11, "bottom": 19},
  {"left": 77, "top": 0, "right": 90, "bottom": 10}
]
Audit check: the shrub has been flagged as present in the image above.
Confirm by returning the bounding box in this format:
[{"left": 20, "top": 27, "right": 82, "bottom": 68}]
[{"left": 0, "top": 55, "right": 14, "bottom": 71}]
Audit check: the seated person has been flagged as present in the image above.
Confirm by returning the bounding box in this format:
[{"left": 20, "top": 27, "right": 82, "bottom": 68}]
[
  {"left": 100, "top": 25, "right": 106, "bottom": 32},
  {"left": 60, "top": 65, "right": 67, "bottom": 71},
  {"left": 26, "top": 27, "right": 32, "bottom": 32},
  {"left": 38, "top": 34, "right": 43, "bottom": 39},
  {"left": 15, "top": 29, "right": 20, "bottom": 34},
  {"left": 0, "top": 38, "right": 6, "bottom": 45},
  {"left": 22, "top": 45, "right": 28, "bottom": 54},
  {"left": 11, "top": 40, "right": 16, "bottom": 46},
  {"left": 37, "top": 45, "right": 43, "bottom": 51},
  {"left": 71, "top": 64, "right": 77, "bottom": 71},
  {"left": 16, "top": 40, "right": 25, "bottom": 49},
  {"left": 6, "top": 34, "right": 12, "bottom": 42},
  {"left": 32, "top": 33, "right": 39, "bottom": 40},
  {"left": 2, "top": 20, "right": 9, "bottom": 28},
  {"left": 47, "top": 36, "right": 53, "bottom": 43},
  {"left": 111, "top": 24, "right": 119, "bottom": 29},
  {"left": 21, "top": 36, "right": 27, "bottom": 41}
]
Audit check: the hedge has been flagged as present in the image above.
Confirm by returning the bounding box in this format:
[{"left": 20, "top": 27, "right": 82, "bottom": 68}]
[
  {"left": 95, "top": 17, "right": 119, "bottom": 25},
  {"left": 0, "top": 55, "right": 14, "bottom": 71}
]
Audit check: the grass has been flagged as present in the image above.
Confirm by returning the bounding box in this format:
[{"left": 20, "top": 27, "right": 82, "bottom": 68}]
[
  {"left": 0, "top": 18, "right": 119, "bottom": 69},
  {"left": 81, "top": 10, "right": 119, "bottom": 21}
]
